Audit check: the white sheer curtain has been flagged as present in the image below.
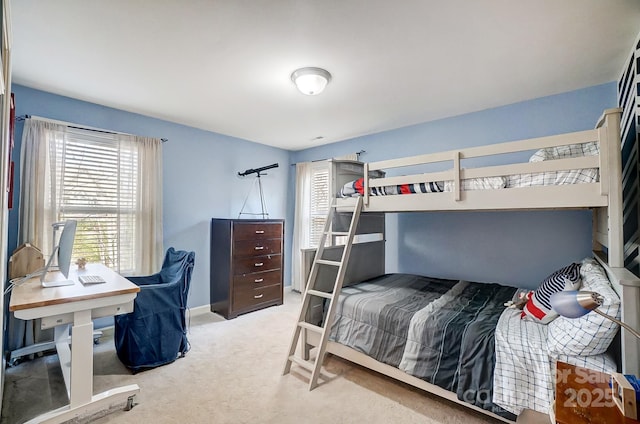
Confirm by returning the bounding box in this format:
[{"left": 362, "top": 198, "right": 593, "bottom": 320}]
[
  {"left": 292, "top": 162, "right": 311, "bottom": 292},
  {"left": 129, "top": 134, "right": 163, "bottom": 274},
  {"left": 18, "top": 120, "right": 66, "bottom": 256},
  {"left": 291, "top": 153, "right": 359, "bottom": 292},
  {"left": 10, "top": 120, "right": 67, "bottom": 352}
]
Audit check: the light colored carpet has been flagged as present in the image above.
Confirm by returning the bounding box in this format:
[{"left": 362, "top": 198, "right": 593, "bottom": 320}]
[{"left": 2, "top": 290, "right": 501, "bottom": 424}]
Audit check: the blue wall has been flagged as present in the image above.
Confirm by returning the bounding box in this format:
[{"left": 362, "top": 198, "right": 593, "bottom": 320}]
[
  {"left": 291, "top": 82, "right": 617, "bottom": 289},
  {"left": 8, "top": 85, "right": 291, "bottom": 309},
  {"left": 8, "top": 82, "right": 617, "bottom": 305}
]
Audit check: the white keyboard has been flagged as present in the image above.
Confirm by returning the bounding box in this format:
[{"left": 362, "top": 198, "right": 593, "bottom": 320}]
[{"left": 79, "top": 275, "right": 106, "bottom": 285}]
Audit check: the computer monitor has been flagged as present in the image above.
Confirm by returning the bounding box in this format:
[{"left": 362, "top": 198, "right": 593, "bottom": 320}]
[{"left": 40, "top": 220, "right": 77, "bottom": 288}]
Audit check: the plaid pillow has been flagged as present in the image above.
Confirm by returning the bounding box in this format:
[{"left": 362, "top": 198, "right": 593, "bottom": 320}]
[
  {"left": 521, "top": 263, "right": 582, "bottom": 324},
  {"left": 529, "top": 141, "right": 599, "bottom": 162},
  {"left": 547, "top": 258, "right": 620, "bottom": 355}
]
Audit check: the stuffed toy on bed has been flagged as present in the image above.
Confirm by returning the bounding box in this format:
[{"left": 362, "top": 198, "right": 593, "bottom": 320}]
[
  {"left": 505, "top": 263, "right": 582, "bottom": 324},
  {"left": 504, "top": 291, "right": 530, "bottom": 309}
]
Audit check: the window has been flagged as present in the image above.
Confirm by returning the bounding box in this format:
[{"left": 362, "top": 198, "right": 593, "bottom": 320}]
[
  {"left": 307, "top": 155, "right": 359, "bottom": 248},
  {"left": 291, "top": 160, "right": 331, "bottom": 291},
  {"left": 19, "top": 118, "right": 163, "bottom": 275},
  {"left": 54, "top": 128, "right": 137, "bottom": 272},
  {"left": 308, "top": 162, "right": 330, "bottom": 248}
]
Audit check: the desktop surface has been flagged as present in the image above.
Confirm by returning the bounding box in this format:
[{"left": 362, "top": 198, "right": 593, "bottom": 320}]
[{"left": 9, "top": 263, "right": 139, "bottom": 312}]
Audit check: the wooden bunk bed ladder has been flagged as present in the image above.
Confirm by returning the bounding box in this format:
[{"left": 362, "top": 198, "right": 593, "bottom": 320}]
[{"left": 282, "top": 196, "right": 363, "bottom": 390}]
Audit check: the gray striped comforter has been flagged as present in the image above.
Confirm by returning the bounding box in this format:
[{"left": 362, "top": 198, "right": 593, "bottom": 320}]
[{"left": 329, "top": 273, "right": 516, "bottom": 417}]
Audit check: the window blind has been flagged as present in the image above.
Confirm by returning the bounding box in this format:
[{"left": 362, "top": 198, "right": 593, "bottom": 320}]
[
  {"left": 55, "top": 128, "right": 138, "bottom": 273},
  {"left": 309, "top": 163, "right": 330, "bottom": 248}
]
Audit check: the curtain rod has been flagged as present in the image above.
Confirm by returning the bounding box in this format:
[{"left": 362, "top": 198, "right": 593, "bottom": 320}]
[{"left": 16, "top": 114, "right": 168, "bottom": 143}]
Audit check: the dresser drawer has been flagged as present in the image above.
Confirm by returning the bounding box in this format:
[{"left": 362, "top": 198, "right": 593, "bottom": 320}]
[
  {"left": 233, "top": 238, "right": 282, "bottom": 257},
  {"left": 233, "top": 269, "right": 281, "bottom": 290},
  {"left": 233, "top": 254, "right": 281, "bottom": 275},
  {"left": 233, "top": 222, "right": 282, "bottom": 241},
  {"left": 233, "top": 283, "right": 282, "bottom": 311}
]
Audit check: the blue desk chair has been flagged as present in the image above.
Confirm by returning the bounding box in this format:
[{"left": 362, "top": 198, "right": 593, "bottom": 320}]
[{"left": 114, "top": 247, "right": 195, "bottom": 373}]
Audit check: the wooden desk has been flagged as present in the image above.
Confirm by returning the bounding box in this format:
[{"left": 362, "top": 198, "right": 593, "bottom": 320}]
[
  {"left": 555, "top": 361, "right": 640, "bottom": 424},
  {"left": 10, "top": 263, "right": 140, "bottom": 424}
]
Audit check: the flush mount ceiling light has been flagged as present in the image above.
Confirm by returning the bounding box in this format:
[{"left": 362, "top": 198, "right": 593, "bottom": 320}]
[{"left": 291, "top": 67, "right": 332, "bottom": 95}]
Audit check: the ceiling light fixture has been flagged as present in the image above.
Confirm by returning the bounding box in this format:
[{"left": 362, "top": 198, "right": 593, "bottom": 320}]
[{"left": 291, "top": 67, "right": 331, "bottom": 96}]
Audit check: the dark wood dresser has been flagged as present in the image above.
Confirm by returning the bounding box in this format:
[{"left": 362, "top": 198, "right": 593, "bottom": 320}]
[{"left": 210, "top": 218, "right": 284, "bottom": 319}]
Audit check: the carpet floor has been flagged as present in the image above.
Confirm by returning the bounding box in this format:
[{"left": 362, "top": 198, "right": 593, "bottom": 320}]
[{"left": 1, "top": 290, "right": 502, "bottom": 424}]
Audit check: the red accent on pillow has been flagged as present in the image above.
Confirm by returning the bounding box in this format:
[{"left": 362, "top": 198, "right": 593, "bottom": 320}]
[
  {"left": 354, "top": 178, "right": 364, "bottom": 195},
  {"left": 522, "top": 298, "right": 546, "bottom": 320}
]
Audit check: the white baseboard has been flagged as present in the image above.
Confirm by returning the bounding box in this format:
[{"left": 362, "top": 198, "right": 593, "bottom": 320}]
[{"left": 188, "top": 304, "right": 212, "bottom": 317}]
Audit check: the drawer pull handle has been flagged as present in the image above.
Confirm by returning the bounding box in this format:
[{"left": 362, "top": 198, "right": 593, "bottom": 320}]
[
  {"left": 254, "top": 278, "right": 264, "bottom": 283},
  {"left": 255, "top": 262, "right": 264, "bottom": 267},
  {"left": 255, "top": 230, "right": 265, "bottom": 234},
  {"left": 254, "top": 246, "right": 264, "bottom": 250},
  {"left": 254, "top": 294, "right": 264, "bottom": 299}
]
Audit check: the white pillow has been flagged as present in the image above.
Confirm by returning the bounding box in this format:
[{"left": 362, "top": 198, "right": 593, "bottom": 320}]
[
  {"left": 546, "top": 258, "right": 620, "bottom": 356},
  {"left": 529, "top": 141, "right": 599, "bottom": 162}
]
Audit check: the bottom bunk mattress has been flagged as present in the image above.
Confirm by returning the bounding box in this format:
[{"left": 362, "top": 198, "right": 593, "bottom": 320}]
[{"left": 328, "top": 273, "right": 517, "bottom": 417}]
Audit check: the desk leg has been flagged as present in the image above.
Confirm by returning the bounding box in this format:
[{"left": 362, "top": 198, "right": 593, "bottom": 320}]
[
  {"left": 70, "top": 310, "right": 93, "bottom": 407},
  {"left": 52, "top": 312, "right": 93, "bottom": 407},
  {"left": 24, "top": 309, "right": 140, "bottom": 424},
  {"left": 53, "top": 325, "right": 71, "bottom": 400}
]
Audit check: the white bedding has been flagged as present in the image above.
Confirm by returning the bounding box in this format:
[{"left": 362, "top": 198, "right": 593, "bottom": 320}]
[
  {"left": 493, "top": 308, "right": 616, "bottom": 416},
  {"left": 340, "top": 169, "right": 598, "bottom": 198},
  {"left": 505, "top": 168, "right": 599, "bottom": 188}
]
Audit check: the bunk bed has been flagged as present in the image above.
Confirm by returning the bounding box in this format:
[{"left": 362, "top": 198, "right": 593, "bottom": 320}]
[{"left": 292, "top": 108, "right": 640, "bottom": 422}]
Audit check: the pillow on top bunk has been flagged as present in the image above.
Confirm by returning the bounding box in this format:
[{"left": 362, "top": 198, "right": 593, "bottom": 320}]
[
  {"left": 546, "top": 258, "right": 621, "bottom": 356},
  {"left": 521, "top": 262, "right": 582, "bottom": 324},
  {"left": 529, "top": 141, "right": 599, "bottom": 162},
  {"left": 339, "top": 177, "right": 444, "bottom": 198}
]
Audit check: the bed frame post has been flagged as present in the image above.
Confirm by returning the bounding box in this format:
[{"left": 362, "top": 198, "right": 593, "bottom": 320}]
[
  {"left": 602, "top": 108, "right": 623, "bottom": 268},
  {"left": 621, "top": 282, "right": 640, "bottom": 376},
  {"left": 597, "top": 108, "right": 640, "bottom": 375},
  {"left": 363, "top": 162, "right": 370, "bottom": 206},
  {"left": 453, "top": 151, "right": 461, "bottom": 201}
]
